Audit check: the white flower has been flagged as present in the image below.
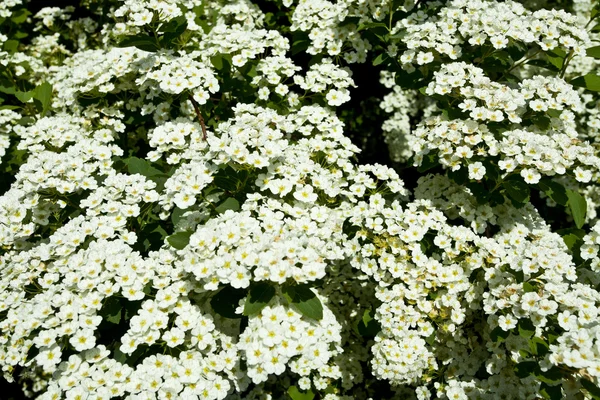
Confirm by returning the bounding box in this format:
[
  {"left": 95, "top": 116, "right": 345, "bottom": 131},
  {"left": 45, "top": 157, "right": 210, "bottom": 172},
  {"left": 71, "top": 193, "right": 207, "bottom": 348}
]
[
  {"left": 498, "top": 314, "right": 517, "bottom": 331},
  {"left": 468, "top": 162, "right": 486, "bottom": 180},
  {"left": 521, "top": 168, "right": 541, "bottom": 184},
  {"left": 293, "top": 184, "right": 318, "bottom": 203}
]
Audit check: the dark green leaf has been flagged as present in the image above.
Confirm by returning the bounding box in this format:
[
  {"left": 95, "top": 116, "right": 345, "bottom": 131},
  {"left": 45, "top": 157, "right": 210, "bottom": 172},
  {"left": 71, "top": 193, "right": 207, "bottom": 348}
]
[
  {"left": 537, "top": 179, "right": 568, "bottom": 206},
  {"left": 126, "top": 157, "right": 163, "bottom": 178},
  {"left": 3, "top": 40, "right": 18, "bottom": 53},
  {"left": 0, "top": 86, "right": 16, "bottom": 95},
  {"left": 531, "top": 337, "right": 550, "bottom": 357},
  {"left": 372, "top": 53, "right": 389, "bottom": 66},
  {"left": 560, "top": 228, "right": 585, "bottom": 252},
  {"left": 215, "top": 197, "right": 240, "bottom": 214},
  {"left": 570, "top": 74, "right": 600, "bottom": 92},
  {"left": 586, "top": 45, "right": 600, "bottom": 59},
  {"left": 171, "top": 207, "right": 186, "bottom": 226},
  {"left": 32, "top": 82, "right": 52, "bottom": 116},
  {"left": 539, "top": 382, "right": 562, "bottom": 400},
  {"left": 117, "top": 35, "right": 160, "bottom": 52},
  {"left": 243, "top": 282, "right": 276, "bottom": 316},
  {"left": 522, "top": 281, "right": 535, "bottom": 293},
  {"left": 581, "top": 378, "right": 600, "bottom": 400},
  {"left": 416, "top": 153, "right": 439, "bottom": 173},
  {"left": 514, "top": 361, "right": 537, "bottom": 378},
  {"left": 566, "top": 189, "right": 587, "bottom": 229},
  {"left": 503, "top": 179, "right": 530, "bottom": 203},
  {"left": 287, "top": 386, "right": 315, "bottom": 400},
  {"left": 167, "top": 231, "right": 192, "bottom": 250},
  {"left": 14, "top": 90, "right": 33, "bottom": 103},
  {"left": 160, "top": 16, "right": 187, "bottom": 48},
  {"left": 517, "top": 318, "right": 535, "bottom": 339},
  {"left": 356, "top": 309, "right": 381, "bottom": 337},
  {"left": 527, "top": 59, "right": 560, "bottom": 72},
  {"left": 210, "top": 286, "right": 247, "bottom": 319},
  {"left": 10, "top": 9, "right": 31, "bottom": 23},
  {"left": 489, "top": 326, "right": 510, "bottom": 342},
  {"left": 282, "top": 284, "right": 323, "bottom": 321},
  {"left": 99, "top": 296, "right": 122, "bottom": 325},
  {"left": 536, "top": 365, "right": 561, "bottom": 384}
]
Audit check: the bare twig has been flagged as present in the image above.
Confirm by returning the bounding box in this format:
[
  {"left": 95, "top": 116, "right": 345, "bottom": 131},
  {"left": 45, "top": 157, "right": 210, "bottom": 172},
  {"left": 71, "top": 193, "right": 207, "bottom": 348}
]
[{"left": 189, "top": 95, "right": 207, "bottom": 141}]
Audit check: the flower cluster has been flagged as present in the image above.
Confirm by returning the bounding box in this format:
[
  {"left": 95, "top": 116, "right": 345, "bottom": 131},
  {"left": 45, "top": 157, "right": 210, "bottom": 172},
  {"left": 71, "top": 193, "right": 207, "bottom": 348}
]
[
  {"left": 237, "top": 301, "right": 343, "bottom": 385},
  {"left": 395, "top": 0, "right": 590, "bottom": 69}
]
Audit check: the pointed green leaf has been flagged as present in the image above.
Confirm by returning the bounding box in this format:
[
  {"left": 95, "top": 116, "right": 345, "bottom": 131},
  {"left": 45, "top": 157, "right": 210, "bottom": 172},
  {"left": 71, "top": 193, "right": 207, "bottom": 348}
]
[
  {"left": 288, "top": 386, "right": 315, "bottom": 400},
  {"left": 537, "top": 179, "right": 568, "bottom": 206},
  {"left": 517, "top": 318, "right": 535, "bottom": 339},
  {"left": 282, "top": 284, "right": 323, "bottom": 321},
  {"left": 210, "top": 286, "right": 247, "bottom": 319},
  {"left": 581, "top": 378, "right": 600, "bottom": 400},
  {"left": 167, "top": 231, "right": 192, "bottom": 250},
  {"left": 117, "top": 35, "right": 160, "bottom": 52},
  {"left": 126, "top": 157, "right": 163, "bottom": 178},
  {"left": 14, "top": 90, "right": 33, "bottom": 103},
  {"left": 514, "top": 361, "right": 537, "bottom": 378},
  {"left": 586, "top": 45, "right": 600, "bottom": 59},
  {"left": 243, "top": 282, "right": 276, "bottom": 316},
  {"left": 503, "top": 179, "right": 530, "bottom": 203},
  {"left": 32, "top": 82, "right": 52, "bottom": 116},
  {"left": 215, "top": 197, "right": 240, "bottom": 214},
  {"left": 570, "top": 74, "right": 600, "bottom": 92},
  {"left": 566, "top": 189, "right": 587, "bottom": 228}
]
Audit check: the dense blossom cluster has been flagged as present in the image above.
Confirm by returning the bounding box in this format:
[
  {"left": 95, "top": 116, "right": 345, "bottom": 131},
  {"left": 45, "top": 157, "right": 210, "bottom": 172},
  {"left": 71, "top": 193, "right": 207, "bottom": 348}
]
[
  {"left": 395, "top": 0, "right": 590, "bottom": 69},
  {"left": 1, "top": 0, "right": 600, "bottom": 399}
]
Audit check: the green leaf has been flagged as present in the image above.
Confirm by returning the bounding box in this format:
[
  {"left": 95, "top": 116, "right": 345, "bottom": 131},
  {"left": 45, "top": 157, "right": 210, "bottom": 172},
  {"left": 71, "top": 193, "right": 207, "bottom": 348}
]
[
  {"left": 99, "top": 296, "right": 122, "bottom": 325},
  {"left": 14, "top": 90, "right": 33, "bottom": 103},
  {"left": 117, "top": 35, "right": 160, "bottom": 52},
  {"left": 514, "top": 361, "right": 537, "bottom": 378},
  {"left": 372, "top": 53, "right": 389, "bottom": 66},
  {"left": 581, "top": 378, "right": 600, "bottom": 400},
  {"left": 566, "top": 189, "right": 587, "bottom": 229},
  {"left": 546, "top": 52, "right": 565, "bottom": 70},
  {"left": 243, "top": 282, "right": 276, "bottom": 316},
  {"left": 416, "top": 153, "right": 439, "bottom": 173},
  {"left": 517, "top": 318, "right": 535, "bottom": 339},
  {"left": 32, "top": 82, "right": 52, "bottom": 116},
  {"left": 10, "top": 9, "right": 31, "bottom": 23},
  {"left": 503, "top": 179, "right": 530, "bottom": 203},
  {"left": 0, "top": 86, "right": 16, "bottom": 95},
  {"left": 282, "top": 284, "right": 323, "bottom": 321},
  {"left": 210, "top": 286, "right": 247, "bottom": 319},
  {"left": 126, "top": 157, "right": 163, "bottom": 178},
  {"left": 171, "top": 207, "right": 186, "bottom": 226},
  {"left": 527, "top": 59, "right": 560, "bottom": 72},
  {"left": 522, "top": 281, "right": 535, "bottom": 293},
  {"left": 539, "top": 382, "right": 562, "bottom": 400},
  {"left": 3, "top": 39, "right": 19, "bottom": 53},
  {"left": 570, "top": 74, "right": 600, "bottom": 92},
  {"left": 215, "top": 197, "right": 240, "bottom": 214},
  {"left": 559, "top": 228, "right": 585, "bottom": 252},
  {"left": 537, "top": 179, "right": 568, "bottom": 206},
  {"left": 586, "top": 45, "right": 600, "bottom": 59},
  {"left": 356, "top": 309, "right": 381, "bottom": 337},
  {"left": 536, "top": 365, "right": 561, "bottom": 384},
  {"left": 489, "top": 326, "right": 510, "bottom": 343},
  {"left": 160, "top": 16, "right": 187, "bottom": 48},
  {"left": 531, "top": 337, "right": 550, "bottom": 357},
  {"left": 287, "top": 386, "right": 315, "bottom": 400},
  {"left": 167, "top": 231, "right": 192, "bottom": 250}
]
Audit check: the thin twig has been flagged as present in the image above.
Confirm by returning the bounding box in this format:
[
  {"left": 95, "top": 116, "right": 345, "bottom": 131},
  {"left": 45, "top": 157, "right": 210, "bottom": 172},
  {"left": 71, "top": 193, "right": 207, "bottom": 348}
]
[{"left": 189, "top": 95, "right": 207, "bottom": 141}]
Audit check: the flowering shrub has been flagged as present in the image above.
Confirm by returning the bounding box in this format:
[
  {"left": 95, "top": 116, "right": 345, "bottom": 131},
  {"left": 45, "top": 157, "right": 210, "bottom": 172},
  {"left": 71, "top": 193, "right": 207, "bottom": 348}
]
[{"left": 1, "top": 0, "right": 600, "bottom": 399}]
